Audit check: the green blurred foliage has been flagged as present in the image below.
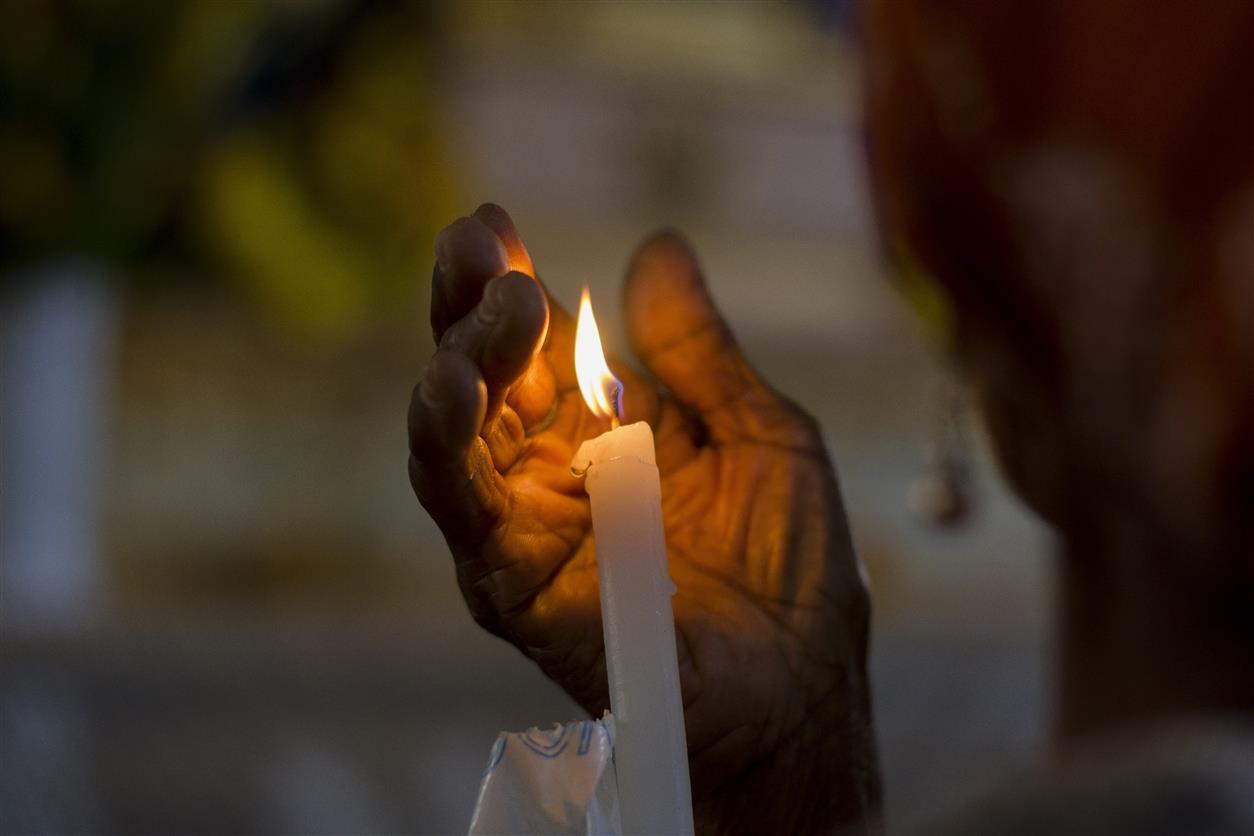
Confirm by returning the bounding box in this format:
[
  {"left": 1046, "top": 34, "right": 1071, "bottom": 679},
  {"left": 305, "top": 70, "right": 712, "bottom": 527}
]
[{"left": 0, "top": 0, "right": 458, "bottom": 336}]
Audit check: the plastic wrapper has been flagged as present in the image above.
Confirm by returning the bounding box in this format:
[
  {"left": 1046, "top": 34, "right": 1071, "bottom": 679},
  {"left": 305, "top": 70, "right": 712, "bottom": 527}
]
[{"left": 468, "top": 713, "right": 620, "bottom": 835}]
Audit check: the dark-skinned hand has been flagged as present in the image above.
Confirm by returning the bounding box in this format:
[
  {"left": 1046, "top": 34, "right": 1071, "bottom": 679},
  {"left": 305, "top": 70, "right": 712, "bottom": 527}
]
[{"left": 408, "top": 204, "right": 880, "bottom": 835}]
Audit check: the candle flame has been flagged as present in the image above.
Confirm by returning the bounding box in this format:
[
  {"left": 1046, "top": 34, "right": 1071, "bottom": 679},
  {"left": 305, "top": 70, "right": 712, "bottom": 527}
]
[{"left": 574, "top": 285, "right": 622, "bottom": 422}]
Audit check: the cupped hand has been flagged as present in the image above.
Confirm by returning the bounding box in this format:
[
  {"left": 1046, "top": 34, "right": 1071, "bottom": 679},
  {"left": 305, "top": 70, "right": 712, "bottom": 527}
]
[{"left": 408, "top": 204, "right": 879, "bottom": 834}]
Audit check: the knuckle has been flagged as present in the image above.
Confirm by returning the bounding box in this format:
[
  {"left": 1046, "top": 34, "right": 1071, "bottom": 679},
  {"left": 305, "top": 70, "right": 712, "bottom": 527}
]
[
  {"left": 774, "top": 396, "right": 825, "bottom": 447},
  {"left": 406, "top": 389, "right": 441, "bottom": 460},
  {"left": 439, "top": 321, "right": 469, "bottom": 352},
  {"left": 839, "top": 561, "right": 874, "bottom": 636},
  {"left": 733, "top": 388, "right": 825, "bottom": 450},
  {"left": 406, "top": 392, "right": 437, "bottom": 460},
  {"left": 466, "top": 594, "right": 497, "bottom": 630},
  {"left": 406, "top": 382, "right": 424, "bottom": 441},
  {"left": 407, "top": 453, "right": 438, "bottom": 503}
]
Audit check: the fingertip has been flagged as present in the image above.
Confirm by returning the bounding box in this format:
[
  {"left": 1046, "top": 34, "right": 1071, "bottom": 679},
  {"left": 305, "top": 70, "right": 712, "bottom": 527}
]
[
  {"left": 623, "top": 228, "right": 716, "bottom": 358},
  {"left": 482, "top": 271, "right": 550, "bottom": 380},
  {"left": 442, "top": 216, "right": 509, "bottom": 279},
  {"left": 636, "top": 227, "right": 694, "bottom": 253},
  {"left": 627, "top": 228, "right": 700, "bottom": 284},
  {"left": 473, "top": 202, "right": 507, "bottom": 220},
  {"left": 432, "top": 216, "right": 511, "bottom": 340},
  {"left": 496, "top": 271, "right": 549, "bottom": 328},
  {"left": 624, "top": 229, "right": 705, "bottom": 312},
  {"left": 473, "top": 203, "right": 534, "bottom": 275},
  {"left": 414, "top": 350, "right": 488, "bottom": 454},
  {"left": 472, "top": 203, "right": 513, "bottom": 237}
]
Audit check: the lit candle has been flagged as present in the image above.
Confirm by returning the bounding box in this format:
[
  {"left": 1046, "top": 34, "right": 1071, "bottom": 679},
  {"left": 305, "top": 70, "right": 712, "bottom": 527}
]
[{"left": 570, "top": 287, "right": 694, "bottom": 836}]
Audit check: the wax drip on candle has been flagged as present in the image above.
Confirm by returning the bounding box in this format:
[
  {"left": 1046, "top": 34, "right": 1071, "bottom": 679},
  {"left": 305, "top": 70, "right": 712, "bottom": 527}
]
[{"left": 570, "top": 383, "right": 622, "bottom": 477}]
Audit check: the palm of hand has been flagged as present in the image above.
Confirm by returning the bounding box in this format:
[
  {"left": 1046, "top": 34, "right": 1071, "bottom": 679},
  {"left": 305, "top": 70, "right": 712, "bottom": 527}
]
[{"left": 472, "top": 295, "right": 865, "bottom": 796}]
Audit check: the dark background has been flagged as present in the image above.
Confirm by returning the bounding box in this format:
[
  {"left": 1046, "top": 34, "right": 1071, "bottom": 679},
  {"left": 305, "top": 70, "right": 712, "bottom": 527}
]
[{"left": 1, "top": 3, "right": 1050, "bottom": 832}]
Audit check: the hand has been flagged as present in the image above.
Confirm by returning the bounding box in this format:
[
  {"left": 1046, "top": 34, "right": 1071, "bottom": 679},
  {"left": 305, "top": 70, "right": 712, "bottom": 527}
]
[{"left": 408, "top": 204, "right": 880, "bottom": 834}]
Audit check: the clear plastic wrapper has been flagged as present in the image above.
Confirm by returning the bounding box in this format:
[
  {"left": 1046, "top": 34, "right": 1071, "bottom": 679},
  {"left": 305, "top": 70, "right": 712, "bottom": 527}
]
[{"left": 468, "top": 713, "right": 620, "bottom": 835}]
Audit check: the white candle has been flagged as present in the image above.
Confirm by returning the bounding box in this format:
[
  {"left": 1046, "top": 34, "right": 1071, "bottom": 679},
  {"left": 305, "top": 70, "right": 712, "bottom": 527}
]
[{"left": 571, "top": 288, "right": 694, "bottom": 836}]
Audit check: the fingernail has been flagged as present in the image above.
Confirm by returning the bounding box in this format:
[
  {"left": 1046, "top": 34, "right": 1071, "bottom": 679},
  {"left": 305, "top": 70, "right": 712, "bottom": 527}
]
[{"left": 478, "top": 277, "right": 506, "bottom": 325}]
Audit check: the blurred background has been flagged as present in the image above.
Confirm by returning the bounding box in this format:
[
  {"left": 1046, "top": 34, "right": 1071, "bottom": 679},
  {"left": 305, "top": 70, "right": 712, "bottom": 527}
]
[{"left": 1, "top": 2, "right": 1051, "bottom": 833}]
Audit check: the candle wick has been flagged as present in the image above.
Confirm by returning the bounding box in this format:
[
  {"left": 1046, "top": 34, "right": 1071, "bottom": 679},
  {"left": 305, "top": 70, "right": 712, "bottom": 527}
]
[{"left": 608, "top": 380, "right": 623, "bottom": 430}]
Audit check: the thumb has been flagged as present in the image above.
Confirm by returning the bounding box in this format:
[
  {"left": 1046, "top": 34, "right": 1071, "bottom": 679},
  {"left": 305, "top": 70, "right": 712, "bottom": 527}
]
[{"left": 623, "top": 230, "right": 818, "bottom": 448}]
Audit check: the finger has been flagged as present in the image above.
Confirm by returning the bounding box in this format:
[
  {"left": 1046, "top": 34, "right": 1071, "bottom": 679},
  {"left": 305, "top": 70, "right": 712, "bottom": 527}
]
[
  {"left": 407, "top": 350, "right": 504, "bottom": 557},
  {"left": 473, "top": 203, "right": 535, "bottom": 276},
  {"left": 623, "top": 230, "right": 820, "bottom": 448},
  {"left": 436, "top": 206, "right": 567, "bottom": 430},
  {"left": 473, "top": 202, "right": 580, "bottom": 390},
  {"left": 440, "top": 271, "right": 549, "bottom": 425},
  {"left": 432, "top": 216, "right": 510, "bottom": 343}
]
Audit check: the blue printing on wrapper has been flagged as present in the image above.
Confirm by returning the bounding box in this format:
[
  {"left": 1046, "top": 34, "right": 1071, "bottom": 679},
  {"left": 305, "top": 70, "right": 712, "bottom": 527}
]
[
  {"left": 521, "top": 725, "right": 570, "bottom": 758},
  {"left": 578, "top": 720, "right": 594, "bottom": 755}
]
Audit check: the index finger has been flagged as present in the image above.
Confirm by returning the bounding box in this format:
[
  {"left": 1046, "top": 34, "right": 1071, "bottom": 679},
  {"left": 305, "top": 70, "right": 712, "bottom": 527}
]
[
  {"left": 470, "top": 205, "right": 579, "bottom": 390},
  {"left": 431, "top": 215, "right": 509, "bottom": 342}
]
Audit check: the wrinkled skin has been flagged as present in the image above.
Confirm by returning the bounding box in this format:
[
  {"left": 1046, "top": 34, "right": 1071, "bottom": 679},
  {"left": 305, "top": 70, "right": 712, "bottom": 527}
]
[{"left": 408, "top": 204, "right": 879, "bottom": 833}]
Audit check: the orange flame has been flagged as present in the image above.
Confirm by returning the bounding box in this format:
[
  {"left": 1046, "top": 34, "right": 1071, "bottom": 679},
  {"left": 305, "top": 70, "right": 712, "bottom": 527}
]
[{"left": 574, "top": 285, "right": 622, "bottom": 422}]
